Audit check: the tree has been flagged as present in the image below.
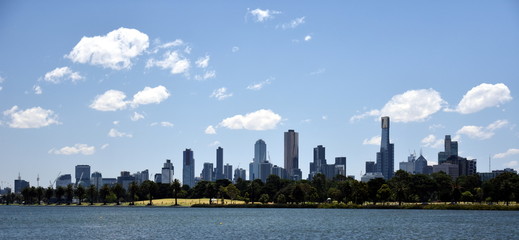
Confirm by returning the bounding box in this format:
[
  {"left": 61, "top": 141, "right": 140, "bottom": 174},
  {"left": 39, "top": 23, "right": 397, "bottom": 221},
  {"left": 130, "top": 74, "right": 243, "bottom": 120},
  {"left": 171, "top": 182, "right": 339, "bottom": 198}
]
[
  {"left": 141, "top": 180, "right": 158, "bottom": 205},
  {"left": 276, "top": 193, "right": 287, "bottom": 204},
  {"left": 311, "top": 173, "right": 327, "bottom": 202},
  {"left": 367, "top": 178, "right": 386, "bottom": 204},
  {"left": 291, "top": 184, "right": 305, "bottom": 204},
  {"left": 205, "top": 182, "right": 218, "bottom": 204},
  {"left": 259, "top": 194, "right": 270, "bottom": 204},
  {"left": 172, "top": 179, "right": 181, "bottom": 206},
  {"left": 65, "top": 184, "right": 74, "bottom": 204},
  {"left": 351, "top": 180, "right": 368, "bottom": 205},
  {"left": 389, "top": 170, "right": 412, "bottom": 205},
  {"left": 377, "top": 184, "right": 391, "bottom": 205},
  {"left": 431, "top": 172, "right": 453, "bottom": 202},
  {"left": 99, "top": 184, "right": 111, "bottom": 205},
  {"left": 87, "top": 185, "right": 97, "bottom": 205},
  {"left": 461, "top": 191, "right": 474, "bottom": 202},
  {"left": 225, "top": 184, "right": 240, "bottom": 204},
  {"left": 74, "top": 185, "right": 86, "bottom": 205},
  {"left": 55, "top": 186, "right": 65, "bottom": 204},
  {"left": 36, "top": 187, "right": 44, "bottom": 205},
  {"left": 129, "top": 182, "right": 139, "bottom": 205},
  {"left": 21, "top": 187, "right": 31, "bottom": 204},
  {"left": 45, "top": 187, "right": 54, "bottom": 205},
  {"left": 112, "top": 184, "right": 126, "bottom": 205},
  {"left": 327, "top": 187, "right": 342, "bottom": 203}
]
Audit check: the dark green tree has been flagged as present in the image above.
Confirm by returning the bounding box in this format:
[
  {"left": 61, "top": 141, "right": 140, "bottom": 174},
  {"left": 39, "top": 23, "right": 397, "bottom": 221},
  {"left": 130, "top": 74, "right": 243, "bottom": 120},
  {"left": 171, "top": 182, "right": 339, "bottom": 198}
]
[
  {"left": 45, "top": 187, "right": 54, "bottom": 204},
  {"left": 112, "top": 184, "right": 126, "bottom": 204},
  {"left": 141, "top": 180, "right": 158, "bottom": 205},
  {"left": 36, "top": 187, "right": 44, "bottom": 205},
  {"left": 291, "top": 184, "right": 305, "bottom": 204},
  {"left": 74, "top": 185, "right": 86, "bottom": 205},
  {"left": 55, "top": 186, "right": 65, "bottom": 204},
  {"left": 86, "top": 185, "right": 97, "bottom": 205},
  {"left": 367, "top": 178, "right": 386, "bottom": 204},
  {"left": 99, "top": 184, "right": 111, "bottom": 205},
  {"left": 172, "top": 179, "right": 181, "bottom": 206},
  {"left": 129, "top": 182, "right": 139, "bottom": 205},
  {"left": 389, "top": 170, "right": 411, "bottom": 205},
  {"left": 65, "top": 184, "right": 74, "bottom": 204}
]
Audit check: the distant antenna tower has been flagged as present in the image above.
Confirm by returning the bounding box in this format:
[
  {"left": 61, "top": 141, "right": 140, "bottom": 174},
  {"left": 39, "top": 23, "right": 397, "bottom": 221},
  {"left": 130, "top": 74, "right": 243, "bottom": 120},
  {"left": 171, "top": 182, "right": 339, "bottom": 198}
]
[
  {"left": 37, "top": 174, "right": 40, "bottom": 187},
  {"left": 489, "top": 155, "right": 491, "bottom": 172}
]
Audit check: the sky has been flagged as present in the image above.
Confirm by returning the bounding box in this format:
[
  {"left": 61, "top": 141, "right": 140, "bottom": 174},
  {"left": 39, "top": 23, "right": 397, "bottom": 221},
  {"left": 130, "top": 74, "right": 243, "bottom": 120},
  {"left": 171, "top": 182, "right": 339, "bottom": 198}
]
[{"left": 1, "top": 1, "right": 519, "bottom": 188}]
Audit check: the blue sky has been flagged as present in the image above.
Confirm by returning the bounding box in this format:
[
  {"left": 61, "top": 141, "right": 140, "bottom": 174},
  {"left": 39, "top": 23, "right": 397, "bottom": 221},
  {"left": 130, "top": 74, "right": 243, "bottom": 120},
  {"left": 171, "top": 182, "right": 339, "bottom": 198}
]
[{"left": 1, "top": 1, "right": 518, "bottom": 188}]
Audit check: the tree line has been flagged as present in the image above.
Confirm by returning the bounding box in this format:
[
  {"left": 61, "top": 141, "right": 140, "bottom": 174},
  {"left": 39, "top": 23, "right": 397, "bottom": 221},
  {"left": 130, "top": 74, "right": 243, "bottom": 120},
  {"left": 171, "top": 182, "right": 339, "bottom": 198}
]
[{"left": 3, "top": 170, "right": 519, "bottom": 206}]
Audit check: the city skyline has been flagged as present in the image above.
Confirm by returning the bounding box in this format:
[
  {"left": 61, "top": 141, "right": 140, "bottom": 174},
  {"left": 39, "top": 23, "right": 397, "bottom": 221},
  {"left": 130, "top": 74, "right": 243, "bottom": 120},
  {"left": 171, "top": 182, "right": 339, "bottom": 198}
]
[{"left": 1, "top": 1, "right": 518, "bottom": 188}]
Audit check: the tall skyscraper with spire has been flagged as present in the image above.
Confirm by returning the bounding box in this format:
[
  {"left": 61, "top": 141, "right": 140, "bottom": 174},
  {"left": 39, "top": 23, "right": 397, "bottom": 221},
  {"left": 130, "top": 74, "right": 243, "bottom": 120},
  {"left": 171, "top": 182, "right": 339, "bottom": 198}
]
[
  {"left": 376, "top": 116, "right": 394, "bottom": 179},
  {"left": 284, "top": 129, "right": 301, "bottom": 180}
]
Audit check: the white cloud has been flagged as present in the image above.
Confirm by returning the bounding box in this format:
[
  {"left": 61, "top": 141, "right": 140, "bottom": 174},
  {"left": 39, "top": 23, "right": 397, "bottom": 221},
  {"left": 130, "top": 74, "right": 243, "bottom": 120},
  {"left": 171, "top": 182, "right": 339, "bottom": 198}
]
[
  {"left": 0, "top": 75, "right": 4, "bottom": 83},
  {"left": 304, "top": 35, "right": 312, "bottom": 41},
  {"left": 247, "top": 77, "right": 272, "bottom": 90},
  {"left": 428, "top": 124, "right": 445, "bottom": 131},
  {"left": 3, "top": 106, "right": 60, "bottom": 128},
  {"left": 91, "top": 86, "right": 170, "bottom": 111},
  {"left": 49, "top": 143, "right": 95, "bottom": 155},
  {"left": 108, "top": 128, "right": 132, "bottom": 138},
  {"left": 113, "top": 121, "right": 119, "bottom": 125},
  {"left": 43, "top": 67, "right": 83, "bottom": 83},
  {"left": 277, "top": 17, "right": 305, "bottom": 29},
  {"left": 195, "top": 55, "right": 210, "bottom": 68},
  {"left": 131, "top": 85, "right": 170, "bottom": 107},
  {"left": 232, "top": 46, "right": 240, "bottom": 53},
  {"left": 493, "top": 149, "right": 519, "bottom": 159},
  {"left": 66, "top": 27, "right": 149, "bottom": 70},
  {"left": 310, "top": 68, "right": 325, "bottom": 75},
  {"left": 210, "top": 87, "right": 233, "bottom": 100},
  {"left": 194, "top": 70, "right": 216, "bottom": 81},
  {"left": 350, "top": 89, "right": 445, "bottom": 123},
  {"left": 450, "top": 83, "right": 512, "bottom": 114},
  {"left": 363, "top": 136, "right": 381, "bottom": 145},
  {"left": 146, "top": 50, "right": 190, "bottom": 74},
  {"left": 219, "top": 109, "right": 282, "bottom": 131},
  {"left": 205, "top": 125, "right": 216, "bottom": 134},
  {"left": 322, "top": 115, "right": 328, "bottom": 120},
  {"left": 101, "top": 144, "right": 110, "bottom": 150},
  {"left": 131, "top": 112, "right": 144, "bottom": 121},
  {"left": 151, "top": 121, "right": 174, "bottom": 127},
  {"left": 158, "top": 39, "right": 184, "bottom": 49},
  {"left": 90, "top": 90, "right": 128, "bottom": 111},
  {"left": 209, "top": 141, "right": 220, "bottom": 147},
  {"left": 456, "top": 119, "right": 509, "bottom": 140},
  {"left": 301, "top": 119, "right": 312, "bottom": 123},
  {"left": 421, "top": 134, "right": 443, "bottom": 148},
  {"left": 248, "top": 8, "right": 281, "bottom": 22},
  {"left": 33, "top": 85, "right": 42, "bottom": 95}
]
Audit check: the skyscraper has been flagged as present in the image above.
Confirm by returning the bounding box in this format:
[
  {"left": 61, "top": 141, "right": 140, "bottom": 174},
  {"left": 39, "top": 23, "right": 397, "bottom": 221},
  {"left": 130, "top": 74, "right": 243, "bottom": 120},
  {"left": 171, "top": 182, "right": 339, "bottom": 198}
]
[
  {"left": 224, "top": 163, "right": 233, "bottom": 181},
  {"left": 233, "top": 168, "right": 246, "bottom": 183},
  {"left": 438, "top": 135, "right": 458, "bottom": 164},
  {"left": 284, "top": 129, "right": 301, "bottom": 180},
  {"left": 216, "top": 147, "right": 223, "bottom": 180},
  {"left": 335, "top": 157, "right": 347, "bottom": 176},
  {"left": 91, "top": 172, "right": 102, "bottom": 190},
  {"left": 376, "top": 117, "right": 394, "bottom": 180},
  {"left": 183, "top": 149, "right": 195, "bottom": 187},
  {"left": 75, "top": 165, "right": 91, "bottom": 187},
  {"left": 202, "top": 162, "right": 214, "bottom": 182},
  {"left": 250, "top": 139, "right": 267, "bottom": 180},
  {"left": 161, "top": 159, "right": 174, "bottom": 184},
  {"left": 309, "top": 145, "right": 327, "bottom": 179}
]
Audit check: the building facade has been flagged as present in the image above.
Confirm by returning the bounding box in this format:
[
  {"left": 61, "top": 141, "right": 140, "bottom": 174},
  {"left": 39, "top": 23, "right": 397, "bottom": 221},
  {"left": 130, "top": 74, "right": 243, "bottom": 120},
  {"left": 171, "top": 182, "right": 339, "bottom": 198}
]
[
  {"left": 376, "top": 117, "right": 394, "bottom": 180},
  {"left": 216, "top": 147, "right": 224, "bottom": 180},
  {"left": 161, "top": 159, "right": 174, "bottom": 184},
  {"left": 183, "top": 149, "right": 195, "bottom": 187},
  {"left": 284, "top": 129, "right": 301, "bottom": 180},
  {"left": 75, "top": 165, "right": 91, "bottom": 187}
]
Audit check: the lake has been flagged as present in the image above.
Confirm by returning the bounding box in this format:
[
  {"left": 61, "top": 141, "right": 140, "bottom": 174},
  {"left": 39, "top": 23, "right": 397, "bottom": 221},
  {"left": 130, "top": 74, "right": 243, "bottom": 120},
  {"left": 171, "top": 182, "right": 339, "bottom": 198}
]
[{"left": 0, "top": 206, "right": 517, "bottom": 239}]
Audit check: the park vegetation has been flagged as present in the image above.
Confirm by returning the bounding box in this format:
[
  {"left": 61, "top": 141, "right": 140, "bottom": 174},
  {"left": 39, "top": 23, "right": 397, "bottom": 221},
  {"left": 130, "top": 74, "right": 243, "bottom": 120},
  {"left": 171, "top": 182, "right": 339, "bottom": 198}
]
[{"left": 3, "top": 170, "right": 519, "bottom": 209}]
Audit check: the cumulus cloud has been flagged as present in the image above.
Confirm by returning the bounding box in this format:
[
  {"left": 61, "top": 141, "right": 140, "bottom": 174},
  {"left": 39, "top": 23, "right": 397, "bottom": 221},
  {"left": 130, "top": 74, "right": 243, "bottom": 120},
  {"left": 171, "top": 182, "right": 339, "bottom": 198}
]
[
  {"left": 456, "top": 120, "right": 509, "bottom": 140},
  {"left": 248, "top": 8, "right": 281, "bottom": 22},
  {"left": 90, "top": 86, "right": 170, "bottom": 111},
  {"left": 247, "top": 77, "right": 272, "bottom": 90},
  {"left": 43, "top": 67, "right": 83, "bottom": 83},
  {"left": 101, "top": 144, "right": 110, "bottom": 150},
  {"left": 131, "top": 112, "right": 144, "bottom": 121},
  {"left": 194, "top": 70, "right": 216, "bottom": 81},
  {"left": 131, "top": 85, "right": 170, "bottom": 107},
  {"left": 90, "top": 90, "right": 128, "bottom": 111},
  {"left": 210, "top": 87, "right": 233, "bottom": 100},
  {"left": 49, "top": 143, "right": 95, "bottom": 155},
  {"left": 232, "top": 46, "right": 240, "bottom": 53},
  {"left": 3, "top": 106, "right": 60, "bottom": 128},
  {"left": 151, "top": 121, "right": 174, "bottom": 127},
  {"left": 33, "top": 85, "right": 42, "bottom": 95},
  {"left": 277, "top": 17, "right": 305, "bottom": 29},
  {"left": 421, "top": 134, "right": 443, "bottom": 148},
  {"left": 363, "top": 136, "right": 381, "bottom": 145},
  {"left": 493, "top": 148, "right": 519, "bottom": 159},
  {"left": 449, "top": 83, "right": 512, "bottom": 114},
  {"left": 205, "top": 125, "right": 216, "bottom": 134},
  {"left": 209, "top": 141, "right": 221, "bottom": 147},
  {"left": 146, "top": 50, "right": 190, "bottom": 74},
  {"left": 66, "top": 27, "right": 149, "bottom": 70},
  {"left": 219, "top": 109, "right": 282, "bottom": 131},
  {"left": 350, "top": 89, "right": 445, "bottom": 123},
  {"left": 195, "top": 55, "right": 210, "bottom": 68},
  {"left": 108, "top": 128, "right": 132, "bottom": 138},
  {"left": 304, "top": 35, "right": 312, "bottom": 41}
]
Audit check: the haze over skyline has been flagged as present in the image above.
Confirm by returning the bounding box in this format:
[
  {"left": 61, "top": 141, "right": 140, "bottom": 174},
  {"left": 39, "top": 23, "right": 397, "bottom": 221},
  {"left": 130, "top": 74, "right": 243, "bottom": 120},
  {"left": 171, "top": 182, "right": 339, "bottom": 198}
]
[{"left": 1, "top": 1, "right": 518, "bottom": 187}]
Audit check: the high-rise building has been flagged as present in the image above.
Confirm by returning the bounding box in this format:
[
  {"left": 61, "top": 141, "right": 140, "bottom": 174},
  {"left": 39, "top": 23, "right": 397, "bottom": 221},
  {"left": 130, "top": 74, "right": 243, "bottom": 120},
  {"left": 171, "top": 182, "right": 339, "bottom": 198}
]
[
  {"left": 365, "top": 161, "right": 375, "bottom": 173},
  {"left": 117, "top": 171, "right": 135, "bottom": 190},
  {"left": 400, "top": 153, "right": 416, "bottom": 174},
  {"left": 284, "top": 129, "right": 301, "bottom": 180},
  {"left": 414, "top": 155, "right": 428, "bottom": 174},
  {"left": 223, "top": 164, "right": 233, "bottom": 181},
  {"left": 376, "top": 117, "right": 395, "bottom": 180},
  {"left": 14, "top": 174, "right": 30, "bottom": 193},
  {"left": 250, "top": 139, "right": 267, "bottom": 180},
  {"left": 75, "top": 165, "right": 91, "bottom": 187},
  {"left": 91, "top": 172, "right": 102, "bottom": 190},
  {"left": 259, "top": 161, "right": 273, "bottom": 182},
  {"left": 335, "top": 157, "right": 347, "bottom": 177},
  {"left": 161, "top": 160, "right": 174, "bottom": 184},
  {"left": 202, "top": 162, "right": 214, "bottom": 182},
  {"left": 233, "top": 168, "right": 246, "bottom": 183},
  {"left": 154, "top": 174, "right": 162, "bottom": 184},
  {"left": 309, "top": 145, "right": 328, "bottom": 179},
  {"left": 438, "top": 135, "right": 458, "bottom": 164},
  {"left": 216, "top": 147, "right": 224, "bottom": 180},
  {"left": 132, "top": 169, "right": 149, "bottom": 184},
  {"left": 271, "top": 165, "right": 286, "bottom": 179},
  {"left": 55, "top": 174, "right": 72, "bottom": 188},
  {"left": 183, "top": 149, "right": 195, "bottom": 187}
]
